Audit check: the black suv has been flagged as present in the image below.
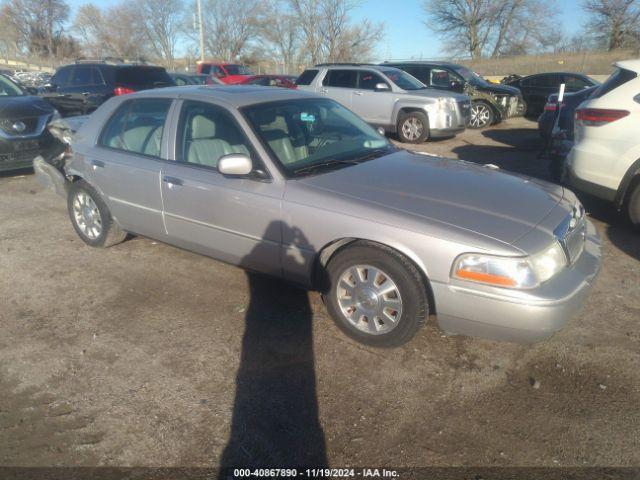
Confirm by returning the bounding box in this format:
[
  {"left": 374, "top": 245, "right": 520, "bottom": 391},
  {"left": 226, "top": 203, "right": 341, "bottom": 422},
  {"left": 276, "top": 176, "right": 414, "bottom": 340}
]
[
  {"left": 383, "top": 61, "right": 523, "bottom": 129},
  {"left": 39, "top": 61, "right": 175, "bottom": 117}
]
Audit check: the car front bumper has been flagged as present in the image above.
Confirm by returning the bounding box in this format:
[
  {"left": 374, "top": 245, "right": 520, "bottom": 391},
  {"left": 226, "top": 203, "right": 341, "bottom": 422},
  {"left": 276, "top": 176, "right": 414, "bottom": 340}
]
[{"left": 432, "top": 220, "right": 601, "bottom": 343}]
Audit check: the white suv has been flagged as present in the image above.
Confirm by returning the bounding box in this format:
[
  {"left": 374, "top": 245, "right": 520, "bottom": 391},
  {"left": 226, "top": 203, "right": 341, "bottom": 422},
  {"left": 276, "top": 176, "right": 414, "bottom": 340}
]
[{"left": 566, "top": 60, "right": 640, "bottom": 227}]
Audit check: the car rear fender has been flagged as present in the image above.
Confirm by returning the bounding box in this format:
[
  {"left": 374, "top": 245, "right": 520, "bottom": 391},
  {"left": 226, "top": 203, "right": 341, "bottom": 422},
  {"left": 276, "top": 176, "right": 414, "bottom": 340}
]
[{"left": 615, "top": 157, "right": 640, "bottom": 208}]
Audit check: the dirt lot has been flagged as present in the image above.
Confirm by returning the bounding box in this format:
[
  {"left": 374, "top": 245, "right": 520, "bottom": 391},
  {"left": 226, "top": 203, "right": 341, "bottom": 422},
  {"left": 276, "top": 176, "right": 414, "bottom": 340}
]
[{"left": 1, "top": 117, "right": 639, "bottom": 470}]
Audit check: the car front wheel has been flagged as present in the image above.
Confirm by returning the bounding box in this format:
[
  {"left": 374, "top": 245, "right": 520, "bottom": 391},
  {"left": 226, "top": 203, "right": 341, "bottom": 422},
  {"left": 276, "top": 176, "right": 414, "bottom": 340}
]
[
  {"left": 324, "top": 242, "right": 429, "bottom": 347},
  {"left": 67, "top": 180, "right": 127, "bottom": 248},
  {"left": 469, "top": 101, "right": 494, "bottom": 128},
  {"left": 397, "top": 111, "right": 429, "bottom": 143}
]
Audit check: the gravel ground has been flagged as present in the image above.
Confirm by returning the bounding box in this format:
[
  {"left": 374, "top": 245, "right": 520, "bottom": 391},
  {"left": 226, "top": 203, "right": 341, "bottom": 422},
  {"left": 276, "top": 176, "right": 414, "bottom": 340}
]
[{"left": 1, "top": 117, "right": 639, "bottom": 470}]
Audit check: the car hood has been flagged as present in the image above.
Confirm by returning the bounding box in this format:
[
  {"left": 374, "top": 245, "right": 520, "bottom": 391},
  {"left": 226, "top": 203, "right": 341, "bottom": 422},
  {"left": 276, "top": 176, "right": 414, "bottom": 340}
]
[
  {"left": 295, "top": 150, "right": 564, "bottom": 247},
  {"left": 0, "top": 95, "right": 54, "bottom": 119},
  {"left": 474, "top": 82, "right": 521, "bottom": 96},
  {"left": 402, "top": 89, "right": 469, "bottom": 102}
]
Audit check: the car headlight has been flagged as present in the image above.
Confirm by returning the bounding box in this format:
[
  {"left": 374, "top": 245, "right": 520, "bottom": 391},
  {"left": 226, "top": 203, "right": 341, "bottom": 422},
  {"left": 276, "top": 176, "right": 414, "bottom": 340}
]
[
  {"left": 50, "top": 109, "right": 62, "bottom": 122},
  {"left": 451, "top": 242, "right": 567, "bottom": 289}
]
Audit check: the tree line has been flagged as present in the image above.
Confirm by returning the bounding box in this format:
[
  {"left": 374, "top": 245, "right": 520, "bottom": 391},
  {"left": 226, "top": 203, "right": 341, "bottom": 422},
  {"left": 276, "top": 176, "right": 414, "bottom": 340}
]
[
  {"left": 0, "top": 0, "right": 384, "bottom": 71},
  {"left": 424, "top": 0, "right": 640, "bottom": 60},
  {"left": 0, "top": 0, "right": 638, "bottom": 71}
]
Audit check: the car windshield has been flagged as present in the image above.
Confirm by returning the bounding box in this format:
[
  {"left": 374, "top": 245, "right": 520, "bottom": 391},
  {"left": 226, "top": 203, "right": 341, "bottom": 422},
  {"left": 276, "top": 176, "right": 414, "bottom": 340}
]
[
  {"left": 379, "top": 69, "right": 426, "bottom": 90},
  {"left": 0, "top": 75, "right": 24, "bottom": 96},
  {"left": 453, "top": 66, "right": 488, "bottom": 86},
  {"left": 225, "top": 65, "right": 253, "bottom": 75},
  {"left": 242, "top": 98, "right": 393, "bottom": 177}
]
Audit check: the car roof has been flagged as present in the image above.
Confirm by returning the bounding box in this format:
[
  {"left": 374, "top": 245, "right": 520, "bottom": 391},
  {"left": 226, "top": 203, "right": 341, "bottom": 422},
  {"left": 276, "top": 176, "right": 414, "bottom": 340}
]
[
  {"left": 129, "top": 85, "right": 319, "bottom": 107},
  {"left": 519, "top": 72, "right": 592, "bottom": 78},
  {"left": 315, "top": 64, "right": 404, "bottom": 74},
  {"left": 383, "top": 61, "right": 463, "bottom": 68},
  {"left": 615, "top": 59, "right": 640, "bottom": 73}
]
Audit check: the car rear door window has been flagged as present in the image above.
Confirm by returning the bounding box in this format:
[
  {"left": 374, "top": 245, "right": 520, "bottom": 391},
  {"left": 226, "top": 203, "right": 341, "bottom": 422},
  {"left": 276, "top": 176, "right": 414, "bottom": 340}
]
[
  {"left": 358, "top": 71, "right": 388, "bottom": 90},
  {"left": 99, "top": 98, "right": 172, "bottom": 158},
  {"left": 323, "top": 70, "right": 358, "bottom": 88},
  {"left": 296, "top": 69, "right": 319, "bottom": 85},
  {"left": 52, "top": 66, "right": 72, "bottom": 87},
  {"left": 177, "top": 101, "right": 252, "bottom": 170}
]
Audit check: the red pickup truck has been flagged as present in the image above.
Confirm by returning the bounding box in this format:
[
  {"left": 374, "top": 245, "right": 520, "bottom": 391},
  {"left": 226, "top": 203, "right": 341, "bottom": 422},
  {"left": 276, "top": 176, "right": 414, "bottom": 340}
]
[{"left": 195, "top": 62, "right": 254, "bottom": 84}]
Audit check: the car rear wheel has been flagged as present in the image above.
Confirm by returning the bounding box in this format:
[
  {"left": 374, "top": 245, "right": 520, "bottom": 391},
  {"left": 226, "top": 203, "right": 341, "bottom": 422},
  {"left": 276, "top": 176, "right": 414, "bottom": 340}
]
[
  {"left": 397, "top": 111, "right": 429, "bottom": 143},
  {"left": 626, "top": 179, "right": 640, "bottom": 229},
  {"left": 68, "top": 180, "right": 127, "bottom": 248},
  {"left": 469, "top": 101, "right": 494, "bottom": 128},
  {"left": 324, "top": 242, "right": 429, "bottom": 347}
]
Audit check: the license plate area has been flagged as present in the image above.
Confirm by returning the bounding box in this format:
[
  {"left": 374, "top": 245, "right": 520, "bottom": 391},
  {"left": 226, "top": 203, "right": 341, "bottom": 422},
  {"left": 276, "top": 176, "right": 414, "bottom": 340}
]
[{"left": 13, "top": 139, "right": 39, "bottom": 151}]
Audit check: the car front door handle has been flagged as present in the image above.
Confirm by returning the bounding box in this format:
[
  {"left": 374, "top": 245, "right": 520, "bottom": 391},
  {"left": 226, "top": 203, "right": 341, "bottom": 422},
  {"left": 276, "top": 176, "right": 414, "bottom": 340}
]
[
  {"left": 162, "top": 176, "right": 183, "bottom": 186},
  {"left": 91, "top": 159, "right": 105, "bottom": 168},
  {"left": 320, "top": 88, "right": 328, "bottom": 94},
  {"left": 354, "top": 91, "right": 363, "bottom": 96}
]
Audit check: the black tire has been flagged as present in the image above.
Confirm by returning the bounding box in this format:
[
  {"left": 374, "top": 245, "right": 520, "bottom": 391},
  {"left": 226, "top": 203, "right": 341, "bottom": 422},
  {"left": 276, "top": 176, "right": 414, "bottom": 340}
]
[
  {"left": 469, "top": 101, "right": 494, "bottom": 129},
  {"left": 625, "top": 179, "right": 640, "bottom": 230},
  {"left": 67, "top": 180, "right": 127, "bottom": 248},
  {"left": 397, "top": 111, "right": 429, "bottom": 144},
  {"left": 324, "top": 241, "right": 429, "bottom": 347}
]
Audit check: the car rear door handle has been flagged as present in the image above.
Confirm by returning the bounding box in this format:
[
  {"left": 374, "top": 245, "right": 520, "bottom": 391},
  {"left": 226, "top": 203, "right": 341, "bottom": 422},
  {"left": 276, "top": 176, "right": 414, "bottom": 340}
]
[
  {"left": 162, "top": 176, "right": 183, "bottom": 186},
  {"left": 91, "top": 159, "right": 105, "bottom": 168},
  {"left": 354, "top": 91, "right": 363, "bottom": 96},
  {"left": 320, "top": 88, "right": 328, "bottom": 94}
]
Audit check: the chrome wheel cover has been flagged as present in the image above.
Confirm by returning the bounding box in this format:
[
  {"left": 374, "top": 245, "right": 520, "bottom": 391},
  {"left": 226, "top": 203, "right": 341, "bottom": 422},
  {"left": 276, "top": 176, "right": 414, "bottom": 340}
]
[
  {"left": 470, "top": 103, "right": 491, "bottom": 128},
  {"left": 401, "top": 117, "right": 424, "bottom": 141},
  {"left": 336, "top": 264, "right": 403, "bottom": 335},
  {"left": 72, "top": 191, "right": 102, "bottom": 240}
]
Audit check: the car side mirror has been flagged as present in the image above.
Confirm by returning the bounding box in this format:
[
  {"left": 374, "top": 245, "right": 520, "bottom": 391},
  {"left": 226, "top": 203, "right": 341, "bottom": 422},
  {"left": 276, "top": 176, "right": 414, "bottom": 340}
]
[
  {"left": 374, "top": 83, "right": 390, "bottom": 92},
  {"left": 218, "top": 153, "right": 253, "bottom": 176},
  {"left": 450, "top": 80, "right": 464, "bottom": 93}
]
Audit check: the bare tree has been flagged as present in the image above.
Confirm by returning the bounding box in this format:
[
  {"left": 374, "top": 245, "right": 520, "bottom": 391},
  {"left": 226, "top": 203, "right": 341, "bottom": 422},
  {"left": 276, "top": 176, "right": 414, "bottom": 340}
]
[
  {"left": 289, "top": 0, "right": 384, "bottom": 64},
  {"left": 135, "top": 0, "right": 183, "bottom": 69},
  {"left": 583, "top": 0, "right": 640, "bottom": 50},
  {"left": 261, "top": 0, "right": 301, "bottom": 73},
  {"left": 2, "top": 0, "right": 70, "bottom": 59},
  {"left": 196, "top": 0, "right": 264, "bottom": 61},
  {"left": 73, "top": 2, "right": 151, "bottom": 60},
  {"left": 0, "top": 6, "right": 22, "bottom": 61},
  {"left": 423, "top": 0, "right": 496, "bottom": 59}
]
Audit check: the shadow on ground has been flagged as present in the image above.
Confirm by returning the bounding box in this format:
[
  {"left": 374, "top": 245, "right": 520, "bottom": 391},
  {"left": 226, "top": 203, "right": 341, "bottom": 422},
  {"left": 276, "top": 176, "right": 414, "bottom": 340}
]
[{"left": 218, "top": 222, "right": 327, "bottom": 471}]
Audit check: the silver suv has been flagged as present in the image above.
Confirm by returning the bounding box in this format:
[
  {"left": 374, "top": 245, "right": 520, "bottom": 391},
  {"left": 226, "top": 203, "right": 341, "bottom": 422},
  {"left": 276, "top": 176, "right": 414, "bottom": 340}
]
[{"left": 296, "top": 64, "right": 471, "bottom": 143}]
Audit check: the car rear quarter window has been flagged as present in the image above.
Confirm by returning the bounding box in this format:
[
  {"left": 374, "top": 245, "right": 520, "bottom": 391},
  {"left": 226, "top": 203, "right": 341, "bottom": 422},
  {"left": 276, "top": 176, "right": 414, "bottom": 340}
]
[
  {"left": 593, "top": 68, "right": 637, "bottom": 98},
  {"left": 98, "top": 98, "right": 172, "bottom": 158},
  {"left": 115, "top": 67, "right": 173, "bottom": 87},
  {"left": 323, "top": 70, "right": 358, "bottom": 88},
  {"left": 296, "top": 69, "right": 319, "bottom": 86}
]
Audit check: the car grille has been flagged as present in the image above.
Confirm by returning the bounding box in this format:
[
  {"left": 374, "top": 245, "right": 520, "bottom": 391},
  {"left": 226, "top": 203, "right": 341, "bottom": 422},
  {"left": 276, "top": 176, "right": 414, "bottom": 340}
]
[
  {"left": 0, "top": 115, "right": 49, "bottom": 139},
  {"left": 554, "top": 205, "right": 587, "bottom": 264},
  {"left": 457, "top": 99, "right": 471, "bottom": 124}
]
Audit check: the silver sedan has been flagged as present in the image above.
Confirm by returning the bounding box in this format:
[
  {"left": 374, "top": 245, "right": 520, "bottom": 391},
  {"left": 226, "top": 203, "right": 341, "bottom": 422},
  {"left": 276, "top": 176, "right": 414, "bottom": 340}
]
[{"left": 35, "top": 86, "right": 601, "bottom": 347}]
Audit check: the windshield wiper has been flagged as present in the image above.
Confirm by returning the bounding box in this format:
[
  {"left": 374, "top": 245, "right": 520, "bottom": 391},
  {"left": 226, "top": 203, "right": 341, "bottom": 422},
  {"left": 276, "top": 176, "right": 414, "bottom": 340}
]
[
  {"left": 292, "top": 159, "right": 359, "bottom": 176},
  {"left": 349, "top": 146, "right": 396, "bottom": 163}
]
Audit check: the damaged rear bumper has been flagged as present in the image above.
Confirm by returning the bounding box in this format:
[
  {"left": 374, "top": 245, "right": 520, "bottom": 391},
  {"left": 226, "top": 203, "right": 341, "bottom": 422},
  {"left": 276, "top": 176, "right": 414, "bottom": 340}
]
[{"left": 33, "top": 155, "right": 69, "bottom": 197}]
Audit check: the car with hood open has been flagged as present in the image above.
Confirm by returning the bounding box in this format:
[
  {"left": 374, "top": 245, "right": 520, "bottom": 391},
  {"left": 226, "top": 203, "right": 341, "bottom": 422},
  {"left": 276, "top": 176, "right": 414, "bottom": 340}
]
[
  {"left": 34, "top": 85, "right": 601, "bottom": 347},
  {"left": 383, "top": 61, "right": 524, "bottom": 129},
  {"left": 0, "top": 73, "right": 60, "bottom": 172}
]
